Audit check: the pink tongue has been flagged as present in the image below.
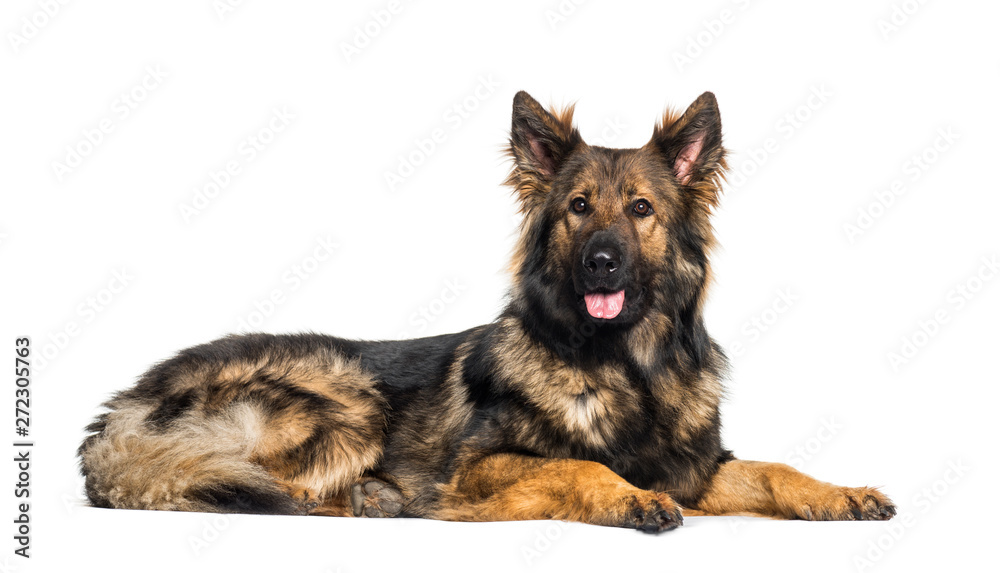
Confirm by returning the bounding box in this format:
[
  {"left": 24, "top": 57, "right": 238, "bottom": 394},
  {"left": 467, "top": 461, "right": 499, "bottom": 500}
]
[{"left": 584, "top": 290, "right": 625, "bottom": 319}]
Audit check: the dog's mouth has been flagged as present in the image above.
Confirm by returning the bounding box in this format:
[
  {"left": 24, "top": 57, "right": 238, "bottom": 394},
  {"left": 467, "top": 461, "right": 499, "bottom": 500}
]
[
  {"left": 583, "top": 290, "right": 625, "bottom": 320},
  {"left": 576, "top": 287, "right": 645, "bottom": 323}
]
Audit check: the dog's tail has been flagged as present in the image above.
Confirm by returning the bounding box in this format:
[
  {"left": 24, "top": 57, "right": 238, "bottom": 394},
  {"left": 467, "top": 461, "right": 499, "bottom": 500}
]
[{"left": 78, "top": 397, "right": 299, "bottom": 514}]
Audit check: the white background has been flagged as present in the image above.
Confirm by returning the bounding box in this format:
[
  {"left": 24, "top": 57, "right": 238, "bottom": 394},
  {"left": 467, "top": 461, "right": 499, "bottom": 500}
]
[{"left": 2, "top": 1, "right": 998, "bottom": 571}]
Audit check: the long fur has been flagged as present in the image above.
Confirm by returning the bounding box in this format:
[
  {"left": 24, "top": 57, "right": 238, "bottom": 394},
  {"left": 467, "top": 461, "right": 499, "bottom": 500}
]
[{"left": 79, "top": 91, "right": 895, "bottom": 528}]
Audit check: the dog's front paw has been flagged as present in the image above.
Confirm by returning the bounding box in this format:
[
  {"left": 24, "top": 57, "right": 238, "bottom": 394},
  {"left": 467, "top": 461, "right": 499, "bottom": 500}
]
[
  {"left": 621, "top": 492, "right": 683, "bottom": 533},
  {"left": 798, "top": 486, "right": 896, "bottom": 521}
]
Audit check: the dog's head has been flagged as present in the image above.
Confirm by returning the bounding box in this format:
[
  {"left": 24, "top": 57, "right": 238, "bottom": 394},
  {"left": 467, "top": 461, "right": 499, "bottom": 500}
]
[{"left": 506, "top": 91, "right": 727, "bottom": 334}]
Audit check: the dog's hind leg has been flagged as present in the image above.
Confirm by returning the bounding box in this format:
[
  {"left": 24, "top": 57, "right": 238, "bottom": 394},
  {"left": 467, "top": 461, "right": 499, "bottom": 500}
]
[
  {"left": 434, "top": 453, "right": 683, "bottom": 533},
  {"left": 349, "top": 477, "right": 405, "bottom": 517},
  {"left": 296, "top": 477, "right": 404, "bottom": 518},
  {"left": 687, "top": 459, "right": 896, "bottom": 520}
]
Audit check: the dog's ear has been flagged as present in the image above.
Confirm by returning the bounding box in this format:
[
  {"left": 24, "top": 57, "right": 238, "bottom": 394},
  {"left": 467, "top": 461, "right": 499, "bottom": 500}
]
[
  {"left": 506, "top": 91, "right": 583, "bottom": 210},
  {"left": 649, "top": 92, "right": 726, "bottom": 207}
]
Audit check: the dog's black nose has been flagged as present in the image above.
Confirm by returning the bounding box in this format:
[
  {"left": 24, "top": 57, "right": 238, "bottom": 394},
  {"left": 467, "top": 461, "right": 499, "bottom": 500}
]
[{"left": 584, "top": 247, "right": 621, "bottom": 277}]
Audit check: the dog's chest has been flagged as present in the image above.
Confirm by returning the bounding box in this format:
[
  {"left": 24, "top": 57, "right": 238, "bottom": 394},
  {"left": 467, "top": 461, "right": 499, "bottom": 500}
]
[
  {"left": 496, "top": 358, "right": 722, "bottom": 458},
  {"left": 489, "top": 318, "right": 718, "bottom": 452},
  {"left": 508, "top": 361, "right": 644, "bottom": 451},
  {"left": 552, "top": 367, "right": 634, "bottom": 435}
]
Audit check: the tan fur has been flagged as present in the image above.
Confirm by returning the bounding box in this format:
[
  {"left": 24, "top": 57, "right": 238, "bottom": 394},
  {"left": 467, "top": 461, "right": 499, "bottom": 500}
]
[
  {"left": 80, "top": 399, "right": 275, "bottom": 512},
  {"left": 81, "top": 92, "right": 894, "bottom": 531},
  {"left": 246, "top": 354, "right": 386, "bottom": 497},
  {"left": 627, "top": 307, "right": 673, "bottom": 370},
  {"left": 503, "top": 100, "right": 580, "bottom": 210},
  {"left": 686, "top": 460, "right": 895, "bottom": 520},
  {"left": 650, "top": 370, "right": 723, "bottom": 445},
  {"left": 491, "top": 317, "right": 642, "bottom": 451},
  {"left": 81, "top": 345, "right": 387, "bottom": 512},
  {"left": 435, "top": 454, "right": 680, "bottom": 530},
  {"left": 647, "top": 96, "right": 728, "bottom": 211}
]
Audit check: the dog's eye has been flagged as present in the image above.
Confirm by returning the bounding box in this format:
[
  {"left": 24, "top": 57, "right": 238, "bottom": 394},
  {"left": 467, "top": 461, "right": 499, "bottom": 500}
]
[
  {"left": 633, "top": 200, "right": 653, "bottom": 216},
  {"left": 571, "top": 198, "right": 587, "bottom": 213}
]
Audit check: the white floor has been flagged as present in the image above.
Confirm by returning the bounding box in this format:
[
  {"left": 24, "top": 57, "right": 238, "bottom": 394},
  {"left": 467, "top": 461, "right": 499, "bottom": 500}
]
[
  {"left": 33, "top": 498, "right": 978, "bottom": 572},
  {"left": 4, "top": 1, "right": 997, "bottom": 571}
]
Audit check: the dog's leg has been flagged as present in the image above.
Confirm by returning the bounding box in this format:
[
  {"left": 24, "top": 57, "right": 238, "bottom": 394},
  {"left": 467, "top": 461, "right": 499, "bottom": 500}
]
[
  {"left": 350, "top": 477, "right": 405, "bottom": 518},
  {"left": 291, "top": 477, "right": 405, "bottom": 518},
  {"left": 435, "top": 453, "right": 682, "bottom": 532},
  {"left": 687, "top": 459, "right": 895, "bottom": 520}
]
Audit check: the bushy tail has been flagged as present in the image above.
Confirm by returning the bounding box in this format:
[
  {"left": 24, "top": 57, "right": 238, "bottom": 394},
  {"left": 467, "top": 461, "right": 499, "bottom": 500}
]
[{"left": 78, "top": 399, "right": 299, "bottom": 514}]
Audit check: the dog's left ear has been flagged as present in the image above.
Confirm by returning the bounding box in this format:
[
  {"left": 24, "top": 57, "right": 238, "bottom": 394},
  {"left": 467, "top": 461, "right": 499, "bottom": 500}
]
[
  {"left": 507, "top": 91, "right": 583, "bottom": 210},
  {"left": 649, "top": 92, "right": 726, "bottom": 204}
]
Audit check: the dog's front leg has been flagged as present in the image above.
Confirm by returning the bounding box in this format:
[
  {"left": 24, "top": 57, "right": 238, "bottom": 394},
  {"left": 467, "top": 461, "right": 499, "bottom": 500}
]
[
  {"left": 435, "top": 453, "right": 682, "bottom": 533},
  {"left": 687, "top": 459, "right": 896, "bottom": 521}
]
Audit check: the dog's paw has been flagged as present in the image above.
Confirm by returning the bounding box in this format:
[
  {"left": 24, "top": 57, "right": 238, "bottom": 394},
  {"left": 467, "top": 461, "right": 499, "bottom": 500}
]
[
  {"left": 622, "top": 492, "right": 683, "bottom": 533},
  {"left": 350, "top": 478, "right": 404, "bottom": 518},
  {"left": 797, "top": 486, "right": 896, "bottom": 521},
  {"left": 274, "top": 480, "right": 322, "bottom": 515}
]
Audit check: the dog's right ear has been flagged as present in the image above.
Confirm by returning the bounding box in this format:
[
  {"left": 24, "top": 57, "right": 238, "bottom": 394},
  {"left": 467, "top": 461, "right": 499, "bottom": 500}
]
[
  {"left": 648, "top": 92, "right": 726, "bottom": 209},
  {"left": 506, "top": 91, "right": 582, "bottom": 210}
]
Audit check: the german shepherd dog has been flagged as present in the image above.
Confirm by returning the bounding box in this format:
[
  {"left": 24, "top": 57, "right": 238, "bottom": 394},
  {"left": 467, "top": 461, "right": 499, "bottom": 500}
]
[{"left": 79, "top": 91, "right": 896, "bottom": 531}]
